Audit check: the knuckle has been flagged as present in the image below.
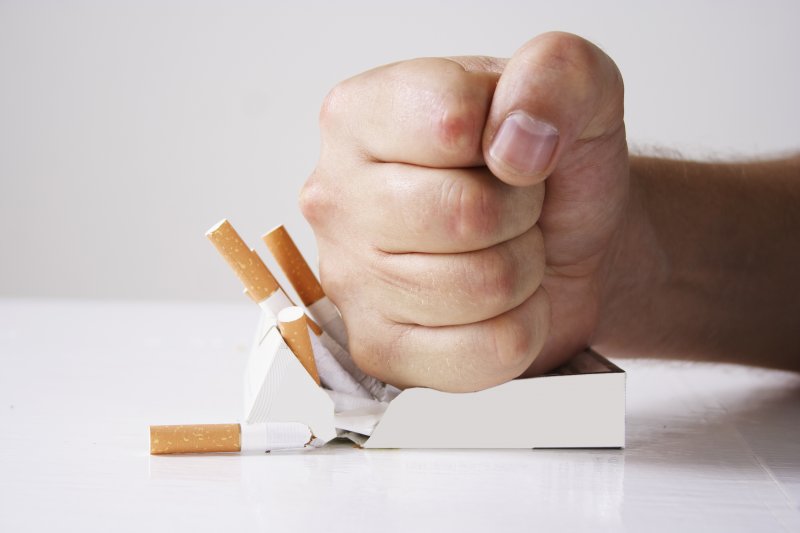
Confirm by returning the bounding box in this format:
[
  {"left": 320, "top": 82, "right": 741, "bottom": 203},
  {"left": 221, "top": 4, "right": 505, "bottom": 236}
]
[
  {"left": 298, "top": 173, "right": 333, "bottom": 226},
  {"left": 440, "top": 177, "right": 501, "bottom": 243},
  {"left": 469, "top": 247, "right": 518, "bottom": 305},
  {"left": 434, "top": 92, "right": 481, "bottom": 155},
  {"left": 318, "top": 81, "right": 350, "bottom": 127},
  {"left": 401, "top": 58, "right": 485, "bottom": 156},
  {"left": 491, "top": 311, "right": 534, "bottom": 371}
]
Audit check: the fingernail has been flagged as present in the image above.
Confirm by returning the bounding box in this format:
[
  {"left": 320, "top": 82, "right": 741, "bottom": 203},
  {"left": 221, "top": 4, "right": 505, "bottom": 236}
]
[{"left": 489, "top": 111, "right": 558, "bottom": 176}]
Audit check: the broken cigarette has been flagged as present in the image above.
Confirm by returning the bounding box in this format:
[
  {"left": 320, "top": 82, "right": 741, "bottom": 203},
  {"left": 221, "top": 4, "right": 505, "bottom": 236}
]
[
  {"left": 277, "top": 306, "right": 320, "bottom": 384},
  {"left": 149, "top": 423, "right": 241, "bottom": 455},
  {"left": 205, "top": 219, "right": 321, "bottom": 332},
  {"left": 276, "top": 306, "right": 371, "bottom": 398},
  {"left": 207, "top": 219, "right": 371, "bottom": 398},
  {"left": 206, "top": 220, "right": 279, "bottom": 302},
  {"left": 262, "top": 225, "right": 348, "bottom": 349},
  {"left": 149, "top": 423, "right": 313, "bottom": 454},
  {"left": 262, "top": 224, "right": 390, "bottom": 401},
  {"left": 262, "top": 225, "right": 325, "bottom": 307}
]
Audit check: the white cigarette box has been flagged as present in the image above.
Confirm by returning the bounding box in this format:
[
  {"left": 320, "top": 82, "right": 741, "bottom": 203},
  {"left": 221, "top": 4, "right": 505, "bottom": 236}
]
[{"left": 244, "top": 312, "right": 625, "bottom": 449}]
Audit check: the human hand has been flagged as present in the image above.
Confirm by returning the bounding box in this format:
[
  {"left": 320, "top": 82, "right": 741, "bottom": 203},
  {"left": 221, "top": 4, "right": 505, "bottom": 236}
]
[{"left": 300, "top": 32, "right": 628, "bottom": 392}]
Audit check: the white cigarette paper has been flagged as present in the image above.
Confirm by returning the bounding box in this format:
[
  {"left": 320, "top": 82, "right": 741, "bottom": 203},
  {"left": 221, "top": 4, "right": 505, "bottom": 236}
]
[
  {"left": 262, "top": 422, "right": 313, "bottom": 450},
  {"left": 149, "top": 422, "right": 316, "bottom": 454},
  {"left": 307, "top": 296, "right": 350, "bottom": 350}
]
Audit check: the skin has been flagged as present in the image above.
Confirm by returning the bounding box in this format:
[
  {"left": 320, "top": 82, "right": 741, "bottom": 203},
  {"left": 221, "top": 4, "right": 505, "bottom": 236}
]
[
  {"left": 595, "top": 155, "right": 800, "bottom": 372},
  {"left": 300, "top": 32, "right": 800, "bottom": 392}
]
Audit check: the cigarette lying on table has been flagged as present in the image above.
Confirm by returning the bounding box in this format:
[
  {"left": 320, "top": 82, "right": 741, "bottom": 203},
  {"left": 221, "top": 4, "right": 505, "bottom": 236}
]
[
  {"left": 149, "top": 423, "right": 313, "bottom": 454},
  {"left": 206, "top": 219, "right": 374, "bottom": 398},
  {"left": 150, "top": 423, "right": 241, "bottom": 454},
  {"left": 262, "top": 225, "right": 390, "bottom": 401}
]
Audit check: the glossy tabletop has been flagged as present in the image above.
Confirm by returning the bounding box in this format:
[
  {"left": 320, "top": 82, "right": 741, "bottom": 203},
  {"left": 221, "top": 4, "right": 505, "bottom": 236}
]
[{"left": 1, "top": 299, "right": 798, "bottom": 532}]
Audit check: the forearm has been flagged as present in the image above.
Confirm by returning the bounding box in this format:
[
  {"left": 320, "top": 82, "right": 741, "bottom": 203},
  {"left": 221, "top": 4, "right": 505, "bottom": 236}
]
[{"left": 593, "top": 154, "right": 800, "bottom": 371}]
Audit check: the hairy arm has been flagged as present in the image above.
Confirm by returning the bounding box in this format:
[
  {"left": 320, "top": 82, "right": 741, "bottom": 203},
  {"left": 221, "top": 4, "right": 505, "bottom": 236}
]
[{"left": 594, "top": 154, "right": 800, "bottom": 371}]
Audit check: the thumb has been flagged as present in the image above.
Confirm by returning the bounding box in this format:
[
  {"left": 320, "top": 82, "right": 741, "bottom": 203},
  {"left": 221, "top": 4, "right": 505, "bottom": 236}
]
[{"left": 483, "top": 32, "right": 624, "bottom": 187}]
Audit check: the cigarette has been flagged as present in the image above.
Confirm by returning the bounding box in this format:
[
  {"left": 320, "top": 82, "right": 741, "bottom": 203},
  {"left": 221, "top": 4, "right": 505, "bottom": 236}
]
[
  {"left": 261, "top": 225, "right": 389, "bottom": 400},
  {"left": 206, "top": 219, "right": 279, "bottom": 302},
  {"left": 277, "top": 306, "right": 320, "bottom": 385},
  {"left": 258, "top": 283, "right": 322, "bottom": 336},
  {"left": 278, "top": 306, "right": 373, "bottom": 399},
  {"left": 206, "top": 220, "right": 321, "bottom": 334},
  {"left": 207, "top": 219, "right": 376, "bottom": 399},
  {"left": 149, "top": 423, "right": 241, "bottom": 454},
  {"left": 149, "top": 423, "right": 313, "bottom": 454},
  {"left": 262, "top": 225, "right": 325, "bottom": 307},
  {"left": 265, "top": 292, "right": 370, "bottom": 397},
  {"left": 262, "top": 225, "right": 348, "bottom": 349},
  {"left": 247, "top": 274, "right": 370, "bottom": 397}
]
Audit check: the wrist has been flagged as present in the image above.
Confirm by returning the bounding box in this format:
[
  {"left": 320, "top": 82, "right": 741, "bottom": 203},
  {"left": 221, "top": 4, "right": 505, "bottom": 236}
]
[{"left": 590, "top": 155, "right": 666, "bottom": 356}]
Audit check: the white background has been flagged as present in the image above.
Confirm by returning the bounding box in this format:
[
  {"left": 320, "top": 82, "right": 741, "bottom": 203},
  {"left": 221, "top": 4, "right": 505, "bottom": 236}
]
[{"left": 2, "top": 0, "right": 799, "bottom": 301}]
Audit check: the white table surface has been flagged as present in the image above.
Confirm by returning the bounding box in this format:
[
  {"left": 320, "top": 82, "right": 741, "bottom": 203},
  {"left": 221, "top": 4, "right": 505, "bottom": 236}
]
[{"left": 1, "top": 299, "right": 798, "bottom": 532}]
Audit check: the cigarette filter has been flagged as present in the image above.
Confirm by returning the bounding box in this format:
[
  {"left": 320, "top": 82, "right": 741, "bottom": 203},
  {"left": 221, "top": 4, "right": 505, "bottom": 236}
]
[
  {"left": 150, "top": 423, "right": 241, "bottom": 455},
  {"left": 278, "top": 306, "right": 320, "bottom": 385},
  {"left": 206, "top": 219, "right": 279, "bottom": 302},
  {"left": 261, "top": 226, "right": 343, "bottom": 345},
  {"left": 262, "top": 225, "right": 325, "bottom": 306}
]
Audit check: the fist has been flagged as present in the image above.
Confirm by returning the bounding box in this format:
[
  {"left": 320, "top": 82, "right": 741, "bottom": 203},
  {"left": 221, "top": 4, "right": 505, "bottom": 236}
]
[{"left": 300, "top": 32, "right": 628, "bottom": 392}]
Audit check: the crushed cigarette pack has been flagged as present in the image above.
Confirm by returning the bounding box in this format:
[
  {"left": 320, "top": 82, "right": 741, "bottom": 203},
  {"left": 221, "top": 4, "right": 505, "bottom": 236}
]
[
  {"left": 205, "top": 219, "right": 625, "bottom": 451},
  {"left": 245, "top": 311, "right": 626, "bottom": 449}
]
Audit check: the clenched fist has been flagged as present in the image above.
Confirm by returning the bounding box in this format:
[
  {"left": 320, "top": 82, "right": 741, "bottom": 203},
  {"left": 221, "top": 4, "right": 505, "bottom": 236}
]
[{"left": 300, "top": 32, "right": 628, "bottom": 392}]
